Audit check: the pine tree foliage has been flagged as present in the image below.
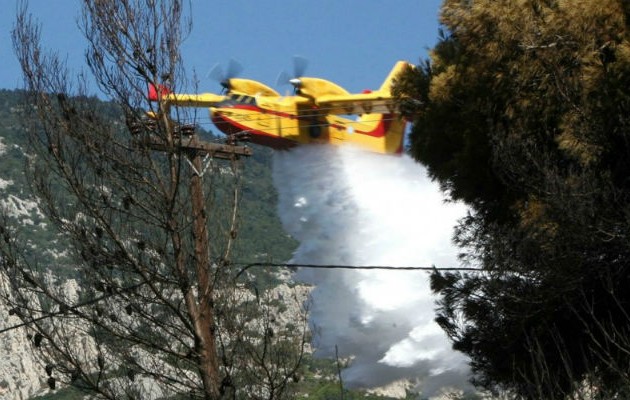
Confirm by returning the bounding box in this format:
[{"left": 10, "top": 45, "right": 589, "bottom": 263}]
[{"left": 395, "top": 1, "right": 630, "bottom": 398}]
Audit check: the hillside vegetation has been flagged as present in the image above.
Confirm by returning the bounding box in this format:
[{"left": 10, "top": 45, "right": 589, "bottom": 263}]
[{"left": 0, "top": 88, "right": 296, "bottom": 275}]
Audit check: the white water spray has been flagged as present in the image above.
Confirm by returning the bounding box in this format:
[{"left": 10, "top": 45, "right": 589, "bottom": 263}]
[{"left": 272, "top": 145, "right": 472, "bottom": 396}]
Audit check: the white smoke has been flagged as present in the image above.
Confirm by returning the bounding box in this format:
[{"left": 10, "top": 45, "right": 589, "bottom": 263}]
[{"left": 272, "top": 145, "right": 473, "bottom": 396}]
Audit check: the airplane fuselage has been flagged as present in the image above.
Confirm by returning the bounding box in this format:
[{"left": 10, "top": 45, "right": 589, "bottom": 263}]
[
  {"left": 150, "top": 61, "right": 411, "bottom": 154},
  {"left": 210, "top": 93, "right": 405, "bottom": 154}
]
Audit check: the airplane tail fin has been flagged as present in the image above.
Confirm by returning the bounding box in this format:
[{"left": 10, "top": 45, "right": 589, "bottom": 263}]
[
  {"left": 378, "top": 61, "right": 412, "bottom": 95},
  {"left": 354, "top": 112, "right": 406, "bottom": 154},
  {"left": 148, "top": 83, "right": 172, "bottom": 102}
]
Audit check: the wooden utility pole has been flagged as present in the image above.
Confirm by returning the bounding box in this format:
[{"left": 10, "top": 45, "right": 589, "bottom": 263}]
[
  {"left": 135, "top": 120, "right": 251, "bottom": 398},
  {"left": 189, "top": 147, "right": 221, "bottom": 399}
]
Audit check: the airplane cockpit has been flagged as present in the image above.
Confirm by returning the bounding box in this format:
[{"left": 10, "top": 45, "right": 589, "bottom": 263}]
[
  {"left": 217, "top": 93, "right": 258, "bottom": 108},
  {"left": 229, "top": 93, "right": 257, "bottom": 105}
]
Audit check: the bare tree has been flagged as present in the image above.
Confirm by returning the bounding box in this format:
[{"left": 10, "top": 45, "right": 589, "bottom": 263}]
[{"left": 1, "top": 1, "right": 307, "bottom": 399}]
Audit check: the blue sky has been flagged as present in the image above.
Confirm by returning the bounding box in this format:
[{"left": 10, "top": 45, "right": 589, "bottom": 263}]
[{"left": 0, "top": 1, "right": 443, "bottom": 93}]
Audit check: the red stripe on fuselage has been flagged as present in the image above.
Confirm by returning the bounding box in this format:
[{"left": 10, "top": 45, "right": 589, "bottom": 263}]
[
  {"left": 212, "top": 103, "right": 394, "bottom": 142},
  {"left": 211, "top": 110, "right": 296, "bottom": 150}
]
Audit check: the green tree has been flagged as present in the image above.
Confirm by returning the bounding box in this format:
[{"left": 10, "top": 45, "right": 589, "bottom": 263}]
[{"left": 395, "top": 1, "right": 630, "bottom": 398}]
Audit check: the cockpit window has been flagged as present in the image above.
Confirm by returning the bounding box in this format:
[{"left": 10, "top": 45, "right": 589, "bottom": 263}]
[{"left": 229, "top": 94, "right": 256, "bottom": 105}]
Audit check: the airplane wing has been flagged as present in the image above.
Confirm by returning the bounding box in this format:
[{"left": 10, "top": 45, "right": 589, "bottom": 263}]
[
  {"left": 314, "top": 91, "right": 397, "bottom": 115},
  {"left": 312, "top": 61, "right": 411, "bottom": 115}
]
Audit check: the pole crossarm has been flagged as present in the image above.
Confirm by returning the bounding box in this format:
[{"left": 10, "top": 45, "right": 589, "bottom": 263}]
[{"left": 135, "top": 135, "right": 253, "bottom": 160}]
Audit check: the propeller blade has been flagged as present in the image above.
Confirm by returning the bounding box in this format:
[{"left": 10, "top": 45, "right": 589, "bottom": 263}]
[
  {"left": 205, "top": 59, "right": 243, "bottom": 91},
  {"left": 292, "top": 55, "right": 308, "bottom": 78},
  {"left": 206, "top": 63, "right": 224, "bottom": 82},
  {"left": 225, "top": 59, "right": 243, "bottom": 80},
  {"left": 276, "top": 70, "right": 292, "bottom": 87},
  {"left": 276, "top": 55, "right": 308, "bottom": 90}
]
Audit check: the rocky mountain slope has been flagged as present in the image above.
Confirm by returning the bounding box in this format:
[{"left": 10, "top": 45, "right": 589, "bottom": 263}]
[
  {"left": 0, "top": 90, "right": 426, "bottom": 400},
  {"left": 0, "top": 89, "right": 298, "bottom": 399}
]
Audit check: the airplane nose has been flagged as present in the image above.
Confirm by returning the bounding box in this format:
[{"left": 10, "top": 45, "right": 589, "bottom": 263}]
[
  {"left": 209, "top": 107, "right": 224, "bottom": 119},
  {"left": 210, "top": 107, "right": 231, "bottom": 125}
]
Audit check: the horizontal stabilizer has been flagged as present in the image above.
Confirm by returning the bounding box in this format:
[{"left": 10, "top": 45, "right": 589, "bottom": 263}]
[{"left": 148, "top": 83, "right": 226, "bottom": 107}]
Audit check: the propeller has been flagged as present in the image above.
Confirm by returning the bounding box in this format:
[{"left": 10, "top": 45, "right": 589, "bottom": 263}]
[
  {"left": 206, "top": 59, "right": 243, "bottom": 92},
  {"left": 276, "top": 55, "right": 309, "bottom": 91}
]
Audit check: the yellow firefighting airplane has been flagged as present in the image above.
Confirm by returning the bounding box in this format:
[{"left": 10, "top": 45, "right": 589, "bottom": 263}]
[{"left": 148, "top": 61, "right": 411, "bottom": 154}]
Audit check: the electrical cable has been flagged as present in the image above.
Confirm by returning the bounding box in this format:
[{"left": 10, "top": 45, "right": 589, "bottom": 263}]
[{"left": 232, "top": 262, "right": 483, "bottom": 280}]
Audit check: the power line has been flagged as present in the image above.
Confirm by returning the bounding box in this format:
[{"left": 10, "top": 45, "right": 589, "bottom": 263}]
[{"left": 233, "top": 262, "right": 482, "bottom": 279}]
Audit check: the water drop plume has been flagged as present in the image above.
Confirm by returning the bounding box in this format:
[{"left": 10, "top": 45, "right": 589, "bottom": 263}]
[{"left": 272, "top": 145, "right": 473, "bottom": 396}]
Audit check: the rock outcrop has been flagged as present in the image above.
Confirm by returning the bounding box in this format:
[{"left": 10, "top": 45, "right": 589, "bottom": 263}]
[{"left": 0, "top": 278, "right": 44, "bottom": 399}]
